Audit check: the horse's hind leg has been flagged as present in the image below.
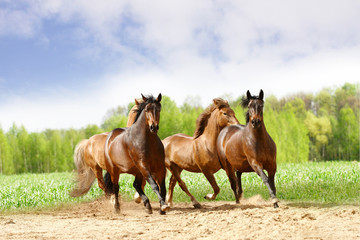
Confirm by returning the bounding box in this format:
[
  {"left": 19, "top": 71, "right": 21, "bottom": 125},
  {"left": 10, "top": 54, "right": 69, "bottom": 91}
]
[
  {"left": 134, "top": 178, "right": 146, "bottom": 204},
  {"left": 202, "top": 171, "right": 220, "bottom": 201},
  {"left": 133, "top": 175, "right": 152, "bottom": 214},
  {"left": 169, "top": 166, "right": 201, "bottom": 209},
  {"left": 94, "top": 166, "right": 108, "bottom": 196},
  {"left": 236, "top": 171, "right": 244, "bottom": 201},
  {"left": 165, "top": 174, "right": 177, "bottom": 207},
  {"left": 222, "top": 163, "right": 241, "bottom": 203}
]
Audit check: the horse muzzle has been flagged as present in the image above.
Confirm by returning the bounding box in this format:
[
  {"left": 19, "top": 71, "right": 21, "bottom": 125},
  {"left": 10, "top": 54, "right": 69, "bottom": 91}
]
[
  {"left": 251, "top": 119, "right": 261, "bottom": 129},
  {"left": 149, "top": 124, "right": 159, "bottom": 133}
]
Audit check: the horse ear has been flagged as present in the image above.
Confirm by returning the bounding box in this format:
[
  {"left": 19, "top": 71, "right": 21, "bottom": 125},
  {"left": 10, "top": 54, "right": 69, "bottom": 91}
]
[
  {"left": 259, "top": 89, "right": 264, "bottom": 100},
  {"left": 246, "top": 90, "right": 251, "bottom": 99},
  {"left": 156, "top": 93, "right": 162, "bottom": 102},
  {"left": 141, "top": 94, "right": 148, "bottom": 102},
  {"left": 213, "top": 98, "right": 220, "bottom": 106},
  {"left": 135, "top": 98, "right": 140, "bottom": 105}
]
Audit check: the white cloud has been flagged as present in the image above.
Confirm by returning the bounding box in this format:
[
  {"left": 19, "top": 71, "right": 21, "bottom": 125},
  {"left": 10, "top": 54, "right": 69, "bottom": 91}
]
[{"left": 0, "top": 0, "right": 359, "bottom": 131}]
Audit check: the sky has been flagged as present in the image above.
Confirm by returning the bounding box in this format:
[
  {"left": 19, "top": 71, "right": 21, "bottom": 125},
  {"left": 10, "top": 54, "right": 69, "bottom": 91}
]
[{"left": 0, "top": 0, "right": 359, "bottom": 132}]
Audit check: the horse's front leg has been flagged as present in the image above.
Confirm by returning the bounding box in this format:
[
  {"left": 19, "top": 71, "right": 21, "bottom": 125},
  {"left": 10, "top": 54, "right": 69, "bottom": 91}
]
[
  {"left": 202, "top": 171, "right": 220, "bottom": 201},
  {"left": 133, "top": 174, "right": 152, "bottom": 214},
  {"left": 251, "top": 163, "right": 279, "bottom": 208},
  {"left": 145, "top": 174, "right": 170, "bottom": 215}
]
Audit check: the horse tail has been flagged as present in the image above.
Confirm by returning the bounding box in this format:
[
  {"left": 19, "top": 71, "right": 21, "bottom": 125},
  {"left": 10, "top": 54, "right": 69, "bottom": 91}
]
[
  {"left": 70, "top": 139, "right": 95, "bottom": 197},
  {"left": 104, "top": 171, "right": 115, "bottom": 194}
]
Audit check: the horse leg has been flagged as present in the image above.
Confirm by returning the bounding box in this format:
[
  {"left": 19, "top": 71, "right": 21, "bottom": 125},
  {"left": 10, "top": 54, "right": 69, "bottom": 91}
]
[
  {"left": 268, "top": 173, "right": 279, "bottom": 208},
  {"left": 221, "top": 164, "right": 240, "bottom": 203},
  {"left": 133, "top": 175, "right": 152, "bottom": 214},
  {"left": 252, "top": 165, "right": 279, "bottom": 208},
  {"left": 202, "top": 171, "right": 220, "bottom": 201},
  {"left": 110, "top": 173, "right": 120, "bottom": 213},
  {"left": 169, "top": 166, "right": 201, "bottom": 208},
  {"left": 134, "top": 178, "right": 146, "bottom": 204},
  {"left": 93, "top": 165, "right": 108, "bottom": 197},
  {"left": 145, "top": 174, "right": 170, "bottom": 215},
  {"left": 166, "top": 174, "right": 177, "bottom": 207},
  {"left": 236, "top": 171, "right": 244, "bottom": 202}
]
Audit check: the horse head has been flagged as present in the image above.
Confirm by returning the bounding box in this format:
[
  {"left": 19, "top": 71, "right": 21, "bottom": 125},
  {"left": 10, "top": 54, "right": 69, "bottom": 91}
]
[
  {"left": 142, "top": 93, "right": 162, "bottom": 134},
  {"left": 213, "top": 98, "right": 239, "bottom": 128},
  {"left": 243, "top": 90, "right": 264, "bottom": 129}
]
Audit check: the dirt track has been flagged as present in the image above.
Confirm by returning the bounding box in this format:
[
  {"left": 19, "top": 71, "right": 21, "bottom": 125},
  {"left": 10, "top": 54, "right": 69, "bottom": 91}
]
[{"left": 1, "top": 196, "right": 359, "bottom": 240}]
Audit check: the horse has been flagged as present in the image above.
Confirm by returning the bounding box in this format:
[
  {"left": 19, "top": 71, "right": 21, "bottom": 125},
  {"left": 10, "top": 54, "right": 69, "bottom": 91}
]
[
  {"left": 163, "top": 98, "right": 239, "bottom": 208},
  {"left": 216, "top": 90, "right": 279, "bottom": 208},
  {"left": 104, "top": 94, "right": 170, "bottom": 214},
  {"left": 70, "top": 97, "right": 143, "bottom": 198}
]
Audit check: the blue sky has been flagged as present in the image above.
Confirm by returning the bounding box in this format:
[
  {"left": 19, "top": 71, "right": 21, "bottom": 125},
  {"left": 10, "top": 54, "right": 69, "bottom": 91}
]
[{"left": 0, "top": 0, "right": 359, "bottom": 132}]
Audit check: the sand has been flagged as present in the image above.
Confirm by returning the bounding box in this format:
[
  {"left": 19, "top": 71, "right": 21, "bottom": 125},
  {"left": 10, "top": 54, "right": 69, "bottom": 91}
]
[{"left": 1, "top": 196, "right": 359, "bottom": 240}]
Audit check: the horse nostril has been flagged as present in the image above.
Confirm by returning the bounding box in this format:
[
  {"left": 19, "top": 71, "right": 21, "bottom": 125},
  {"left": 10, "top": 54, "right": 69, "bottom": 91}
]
[
  {"left": 156, "top": 125, "right": 159, "bottom": 130},
  {"left": 150, "top": 125, "right": 154, "bottom": 131}
]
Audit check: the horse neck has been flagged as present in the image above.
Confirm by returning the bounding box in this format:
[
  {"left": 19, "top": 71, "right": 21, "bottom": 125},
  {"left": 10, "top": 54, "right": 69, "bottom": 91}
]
[
  {"left": 247, "top": 121, "right": 268, "bottom": 139},
  {"left": 131, "top": 110, "right": 150, "bottom": 137}
]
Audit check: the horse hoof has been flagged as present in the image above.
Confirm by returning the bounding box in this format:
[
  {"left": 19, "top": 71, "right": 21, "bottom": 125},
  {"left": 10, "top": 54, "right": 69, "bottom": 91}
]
[
  {"left": 145, "top": 208, "right": 153, "bottom": 214},
  {"left": 161, "top": 204, "right": 170, "bottom": 212},
  {"left": 134, "top": 193, "right": 141, "bottom": 204},
  {"left": 193, "top": 203, "right": 202, "bottom": 209},
  {"left": 204, "top": 193, "right": 215, "bottom": 200},
  {"left": 274, "top": 202, "right": 279, "bottom": 208},
  {"left": 114, "top": 208, "right": 120, "bottom": 214},
  {"left": 236, "top": 200, "right": 240, "bottom": 204},
  {"left": 159, "top": 210, "right": 167, "bottom": 215}
]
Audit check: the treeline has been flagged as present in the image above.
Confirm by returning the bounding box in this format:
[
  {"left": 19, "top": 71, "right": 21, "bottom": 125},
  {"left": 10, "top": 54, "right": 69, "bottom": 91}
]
[{"left": 0, "top": 83, "right": 358, "bottom": 175}]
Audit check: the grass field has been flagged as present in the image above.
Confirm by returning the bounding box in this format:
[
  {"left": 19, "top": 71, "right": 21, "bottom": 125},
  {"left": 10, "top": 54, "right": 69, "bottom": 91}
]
[{"left": 0, "top": 161, "right": 359, "bottom": 212}]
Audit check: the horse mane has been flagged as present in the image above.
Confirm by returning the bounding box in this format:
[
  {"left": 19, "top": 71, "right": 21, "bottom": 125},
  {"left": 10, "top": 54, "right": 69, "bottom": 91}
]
[
  {"left": 241, "top": 92, "right": 263, "bottom": 124},
  {"left": 193, "top": 98, "right": 229, "bottom": 139},
  {"left": 133, "top": 95, "right": 157, "bottom": 124}
]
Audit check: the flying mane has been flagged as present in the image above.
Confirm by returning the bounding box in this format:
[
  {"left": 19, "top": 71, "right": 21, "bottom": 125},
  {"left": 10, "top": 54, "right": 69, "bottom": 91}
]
[
  {"left": 133, "top": 95, "right": 157, "bottom": 124},
  {"left": 193, "top": 98, "right": 229, "bottom": 139}
]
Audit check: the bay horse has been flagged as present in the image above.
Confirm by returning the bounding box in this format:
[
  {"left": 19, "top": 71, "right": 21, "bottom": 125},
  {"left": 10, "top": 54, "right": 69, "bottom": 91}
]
[
  {"left": 163, "top": 98, "right": 239, "bottom": 208},
  {"left": 70, "top": 97, "right": 143, "bottom": 198},
  {"left": 216, "top": 90, "right": 279, "bottom": 208},
  {"left": 104, "top": 94, "right": 169, "bottom": 214}
]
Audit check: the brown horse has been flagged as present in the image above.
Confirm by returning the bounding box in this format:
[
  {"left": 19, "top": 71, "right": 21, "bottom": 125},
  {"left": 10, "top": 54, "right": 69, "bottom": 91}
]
[
  {"left": 216, "top": 90, "right": 279, "bottom": 208},
  {"left": 70, "top": 97, "right": 143, "bottom": 198},
  {"left": 104, "top": 94, "right": 169, "bottom": 214},
  {"left": 163, "top": 98, "right": 239, "bottom": 208}
]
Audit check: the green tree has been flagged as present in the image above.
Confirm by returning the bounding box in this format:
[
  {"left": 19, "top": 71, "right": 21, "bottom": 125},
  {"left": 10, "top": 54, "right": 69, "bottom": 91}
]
[
  {"left": 304, "top": 111, "right": 332, "bottom": 160},
  {"left": 180, "top": 97, "right": 204, "bottom": 136},
  {"left": 337, "top": 106, "right": 359, "bottom": 160},
  {"left": 158, "top": 95, "right": 183, "bottom": 139},
  {"left": 0, "top": 127, "right": 14, "bottom": 174}
]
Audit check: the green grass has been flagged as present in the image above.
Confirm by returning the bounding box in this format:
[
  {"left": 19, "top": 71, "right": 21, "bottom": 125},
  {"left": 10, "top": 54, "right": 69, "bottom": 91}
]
[{"left": 0, "top": 161, "right": 359, "bottom": 212}]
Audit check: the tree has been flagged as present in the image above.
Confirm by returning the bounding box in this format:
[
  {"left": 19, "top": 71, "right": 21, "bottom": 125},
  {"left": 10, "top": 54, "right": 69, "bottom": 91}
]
[
  {"left": 304, "top": 111, "right": 332, "bottom": 160},
  {"left": 0, "top": 126, "right": 14, "bottom": 174},
  {"left": 157, "top": 95, "right": 183, "bottom": 139},
  {"left": 180, "top": 96, "right": 204, "bottom": 136},
  {"left": 336, "top": 106, "right": 359, "bottom": 160}
]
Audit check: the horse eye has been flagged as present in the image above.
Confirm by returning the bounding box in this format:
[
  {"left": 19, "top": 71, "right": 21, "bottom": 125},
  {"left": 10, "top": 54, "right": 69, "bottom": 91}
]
[{"left": 223, "top": 112, "right": 227, "bottom": 116}]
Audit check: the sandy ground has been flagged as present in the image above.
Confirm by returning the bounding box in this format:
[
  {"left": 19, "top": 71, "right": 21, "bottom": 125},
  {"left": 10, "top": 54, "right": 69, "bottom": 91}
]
[{"left": 1, "top": 196, "right": 359, "bottom": 240}]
